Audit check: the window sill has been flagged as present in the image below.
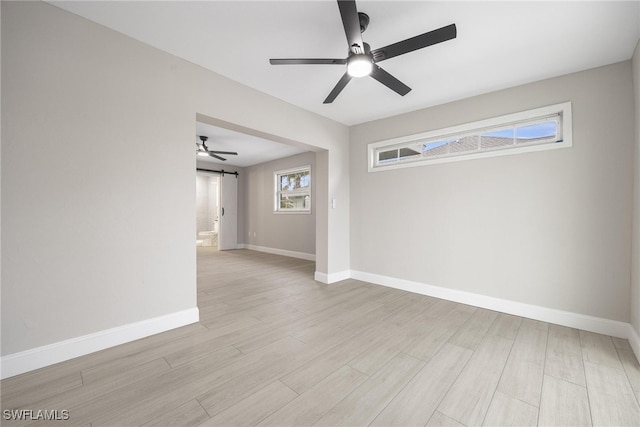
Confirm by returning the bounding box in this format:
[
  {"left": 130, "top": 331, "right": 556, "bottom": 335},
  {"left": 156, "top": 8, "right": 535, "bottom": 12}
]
[{"left": 273, "top": 210, "right": 312, "bottom": 215}]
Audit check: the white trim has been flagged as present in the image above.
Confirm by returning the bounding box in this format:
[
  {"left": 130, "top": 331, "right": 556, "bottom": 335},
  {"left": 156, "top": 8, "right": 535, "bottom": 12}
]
[
  {"left": 242, "top": 244, "right": 315, "bottom": 261},
  {"left": 0, "top": 308, "right": 199, "bottom": 379},
  {"left": 314, "top": 270, "right": 351, "bottom": 284},
  {"left": 368, "top": 101, "right": 573, "bottom": 172},
  {"left": 350, "top": 270, "right": 635, "bottom": 343},
  {"left": 273, "top": 211, "right": 312, "bottom": 215},
  {"left": 628, "top": 324, "right": 640, "bottom": 363}
]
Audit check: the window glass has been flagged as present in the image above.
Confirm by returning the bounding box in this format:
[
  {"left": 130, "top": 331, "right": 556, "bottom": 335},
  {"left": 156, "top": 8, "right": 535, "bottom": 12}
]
[
  {"left": 275, "top": 166, "right": 311, "bottom": 213},
  {"left": 515, "top": 120, "right": 557, "bottom": 144},
  {"left": 369, "top": 102, "right": 571, "bottom": 171},
  {"left": 480, "top": 127, "right": 514, "bottom": 150},
  {"left": 449, "top": 135, "right": 479, "bottom": 154}
]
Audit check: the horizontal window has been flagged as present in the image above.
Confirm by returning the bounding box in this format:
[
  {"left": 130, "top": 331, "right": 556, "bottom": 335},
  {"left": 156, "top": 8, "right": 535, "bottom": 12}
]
[
  {"left": 369, "top": 102, "right": 572, "bottom": 172},
  {"left": 274, "top": 165, "right": 311, "bottom": 213}
]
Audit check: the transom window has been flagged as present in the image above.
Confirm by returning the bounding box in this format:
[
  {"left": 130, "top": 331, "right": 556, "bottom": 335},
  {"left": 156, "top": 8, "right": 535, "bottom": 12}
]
[
  {"left": 369, "top": 102, "right": 572, "bottom": 172},
  {"left": 274, "top": 166, "right": 311, "bottom": 213}
]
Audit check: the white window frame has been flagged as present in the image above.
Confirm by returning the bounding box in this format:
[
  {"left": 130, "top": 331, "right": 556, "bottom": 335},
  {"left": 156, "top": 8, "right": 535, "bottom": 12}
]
[
  {"left": 368, "top": 102, "right": 572, "bottom": 172},
  {"left": 274, "top": 165, "right": 311, "bottom": 214}
]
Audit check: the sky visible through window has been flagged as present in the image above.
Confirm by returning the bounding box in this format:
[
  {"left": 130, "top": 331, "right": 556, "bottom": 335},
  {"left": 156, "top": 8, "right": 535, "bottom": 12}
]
[
  {"left": 515, "top": 121, "right": 557, "bottom": 139},
  {"left": 484, "top": 121, "right": 556, "bottom": 139},
  {"left": 424, "top": 139, "right": 452, "bottom": 151},
  {"left": 423, "top": 120, "right": 557, "bottom": 153}
]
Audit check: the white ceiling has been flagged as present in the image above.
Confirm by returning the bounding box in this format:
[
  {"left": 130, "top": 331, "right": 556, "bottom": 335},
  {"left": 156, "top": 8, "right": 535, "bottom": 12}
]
[
  {"left": 50, "top": 1, "right": 640, "bottom": 166},
  {"left": 195, "top": 121, "right": 308, "bottom": 168}
]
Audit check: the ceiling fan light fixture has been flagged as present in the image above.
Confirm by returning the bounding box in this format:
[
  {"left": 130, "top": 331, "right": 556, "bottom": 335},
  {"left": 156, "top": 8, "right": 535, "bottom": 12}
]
[
  {"left": 269, "top": 1, "right": 457, "bottom": 103},
  {"left": 347, "top": 54, "right": 373, "bottom": 78}
]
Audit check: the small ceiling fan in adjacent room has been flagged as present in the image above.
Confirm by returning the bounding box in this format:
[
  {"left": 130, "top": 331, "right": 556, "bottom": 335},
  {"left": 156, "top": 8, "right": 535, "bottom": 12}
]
[
  {"left": 196, "top": 135, "right": 238, "bottom": 161},
  {"left": 269, "top": 0, "right": 457, "bottom": 104}
]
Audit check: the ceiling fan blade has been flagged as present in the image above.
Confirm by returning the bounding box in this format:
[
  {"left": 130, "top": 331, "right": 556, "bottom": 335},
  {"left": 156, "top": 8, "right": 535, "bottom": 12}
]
[
  {"left": 323, "top": 72, "right": 352, "bottom": 104},
  {"left": 371, "top": 23, "right": 457, "bottom": 62},
  {"left": 270, "top": 58, "right": 347, "bottom": 65},
  {"left": 337, "top": 0, "right": 365, "bottom": 54},
  {"left": 370, "top": 65, "right": 411, "bottom": 96},
  {"left": 208, "top": 153, "right": 227, "bottom": 161},
  {"left": 209, "top": 150, "right": 238, "bottom": 155}
]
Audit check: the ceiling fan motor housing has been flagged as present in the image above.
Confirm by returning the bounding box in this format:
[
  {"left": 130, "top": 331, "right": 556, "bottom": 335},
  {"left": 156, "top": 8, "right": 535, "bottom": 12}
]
[{"left": 358, "top": 12, "right": 369, "bottom": 33}]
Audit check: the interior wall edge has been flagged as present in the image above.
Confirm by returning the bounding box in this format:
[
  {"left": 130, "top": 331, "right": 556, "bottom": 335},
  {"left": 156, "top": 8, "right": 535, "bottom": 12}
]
[
  {"left": 629, "top": 324, "right": 640, "bottom": 365},
  {"left": 630, "top": 30, "right": 640, "bottom": 353},
  {"left": 314, "top": 270, "right": 351, "bottom": 284}
]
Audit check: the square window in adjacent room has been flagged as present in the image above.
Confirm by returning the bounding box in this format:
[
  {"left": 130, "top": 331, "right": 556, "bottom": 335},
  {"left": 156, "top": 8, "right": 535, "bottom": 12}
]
[{"left": 274, "top": 165, "right": 311, "bottom": 213}]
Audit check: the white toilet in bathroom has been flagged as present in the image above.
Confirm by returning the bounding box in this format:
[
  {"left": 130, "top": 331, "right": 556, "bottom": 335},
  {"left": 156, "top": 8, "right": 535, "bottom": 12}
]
[{"left": 198, "top": 220, "right": 219, "bottom": 247}]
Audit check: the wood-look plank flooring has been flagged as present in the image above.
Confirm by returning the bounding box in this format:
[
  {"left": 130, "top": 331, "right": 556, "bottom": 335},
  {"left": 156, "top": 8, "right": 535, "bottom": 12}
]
[{"left": 2, "top": 247, "right": 640, "bottom": 426}]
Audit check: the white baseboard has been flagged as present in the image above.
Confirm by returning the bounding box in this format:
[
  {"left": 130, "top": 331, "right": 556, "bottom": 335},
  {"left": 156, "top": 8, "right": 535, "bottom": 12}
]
[
  {"left": 238, "top": 244, "right": 347, "bottom": 285},
  {"left": 351, "top": 270, "right": 638, "bottom": 355},
  {"left": 241, "top": 244, "right": 315, "bottom": 261},
  {"left": 0, "top": 307, "right": 199, "bottom": 380},
  {"left": 628, "top": 324, "right": 640, "bottom": 363},
  {"left": 314, "top": 270, "right": 351, "bottom": 284}
]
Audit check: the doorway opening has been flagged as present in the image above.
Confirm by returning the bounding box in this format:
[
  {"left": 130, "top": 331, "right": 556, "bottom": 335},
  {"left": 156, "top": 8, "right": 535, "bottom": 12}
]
[
  {"left": 194, "top": 113, "right": 328, "bottom": 285},
  {"left": 196, "top": 169, "right": 239, "bottom": 251},
  {"left": 195, "top": 171, "right": 219, "bottom": 250}
]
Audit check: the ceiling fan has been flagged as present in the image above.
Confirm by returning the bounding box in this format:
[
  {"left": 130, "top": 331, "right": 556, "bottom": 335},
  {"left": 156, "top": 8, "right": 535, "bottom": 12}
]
[
  {"left": 196, "top": 135, "right": 238, "bottom": 161},
  {"left": 270, "top": 0, "right": 457, "bottom": 104}
]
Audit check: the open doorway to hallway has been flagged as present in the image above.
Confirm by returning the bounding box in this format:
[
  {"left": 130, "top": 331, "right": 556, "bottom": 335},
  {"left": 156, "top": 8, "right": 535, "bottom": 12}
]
[
  {"left": 196, "top": 169, "right": 240, "bottom": 251},
  {"left": 195, "top": 116, "right": 319, "bottom": 257},
  {"left": 196, "top": 172, "right": 220, "bottom": 250},
  {"left": 194, "top": 113, "right": 330, "bottom": 288}
]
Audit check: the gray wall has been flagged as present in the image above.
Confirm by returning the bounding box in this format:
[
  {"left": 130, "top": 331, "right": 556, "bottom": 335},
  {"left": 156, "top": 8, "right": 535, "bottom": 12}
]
[
  {"left": 632, "top": 41, "right": 640, "bottom": 337},
  {"left": 244, "top": 152, "right": 316, "bottom": 256},
  {"left": 1, "top": 1, "right": 349, "bottom": 356},
  {"left": 350, "top": 61, "right": 635, "bottom": 324}
]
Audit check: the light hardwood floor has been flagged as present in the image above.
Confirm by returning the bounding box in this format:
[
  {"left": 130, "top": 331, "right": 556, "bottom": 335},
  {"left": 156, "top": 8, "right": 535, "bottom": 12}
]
[{"left": 2, "top": 247, "right": 640, "bottom": 426}]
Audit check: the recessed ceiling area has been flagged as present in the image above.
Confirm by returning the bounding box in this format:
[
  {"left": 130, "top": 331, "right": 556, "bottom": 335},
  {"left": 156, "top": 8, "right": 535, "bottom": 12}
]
[
  {"left": 49, "top": 1, "right": 639, "bottom": 126},
  {"left": 195, "top": 122, "right": 309, "bottom": 168}
]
